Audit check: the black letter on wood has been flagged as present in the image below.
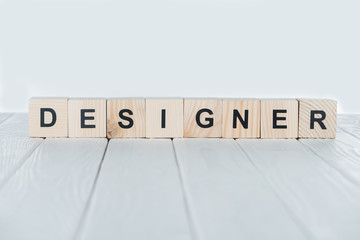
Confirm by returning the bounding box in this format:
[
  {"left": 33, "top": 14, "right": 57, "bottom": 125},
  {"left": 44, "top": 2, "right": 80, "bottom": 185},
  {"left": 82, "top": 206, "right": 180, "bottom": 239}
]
[
  {"left": 81, "top": 109, "right": 95, "bottom": 128},
  {"left": 118, "top": 109, "right": 134, "bottom": 129},
  {"left": 310, "top": 110, "right": 326, "bottom": 129},
  {"left": 161, "top": 109, "right": 166, "bottom": 128},
  {"left": 233, "top": 110, "right": 248, "bottom": 129},
  {"left": 273, "top": 109, "right": 287, "bottom": 129},
  {"left": 40, "top": 108, "right": 56, "bottom": 127},
  {"left": 196, "top": 108, "right": 214, "bottom": 128}
]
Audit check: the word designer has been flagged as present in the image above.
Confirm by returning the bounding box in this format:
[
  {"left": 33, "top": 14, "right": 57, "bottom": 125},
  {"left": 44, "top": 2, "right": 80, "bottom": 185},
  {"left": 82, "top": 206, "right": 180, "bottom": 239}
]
[{"left": 28, "top": 98, "right": 337, "bottom": 139}]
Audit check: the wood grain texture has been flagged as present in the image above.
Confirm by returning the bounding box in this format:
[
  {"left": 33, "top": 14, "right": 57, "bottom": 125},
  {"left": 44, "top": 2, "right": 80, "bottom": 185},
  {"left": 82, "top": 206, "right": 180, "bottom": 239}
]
[
  {"left": 335, "top": 114, "right": 360, "bottom": 139},
  {"left": 68, "top": 98, "right": 106, "bottom": 138},
  {"left": 146, "top": 99, "right": 183, "bottom": 138},
  {"left": 299, "top": 128, "right": 360, "bottom": 188},
  {"left": 0, "top": 113, "right": 31, "bottom": 137},
  {"left": 107, "top": 99, "right": 146, "bottom": 138},
  {"left": 0, "top": 138, "right": 107, "bottom": 240},
  {"left": 0, "top": 137, "right": 43, "bottom": 187},
  {"left": 183, "top": 99, "right": 222, "bottom": 138},
  {"left": 3, "top": 113, "right": 360, "bottom": 240},
  {"left": 298, "top": 115, "right": 360, "bottom": 187},
  {"left": 29, "top": 98, "right": 68, "bottom": 137},
  {"left": 173, "top": 138, "right": 306, "bottom": 240},
  {"left": 222, "top": 99, "right": 260, "bottom": 138},
  {"left": 260, "top": 99, "right": 298, "bottom": 139},
  {"left": 237, "top": 139, "right": 360, "bottom": 240},
  {"left": 0, "top": 113, "right": 13, "bottom": 126},
  {"left": 76, "top": 139, "right": 192, "bottom": 240},
  {"left": 337, "top": 114, "right": 360, "bottom": 128},
  {"left": 298, "top": 99, "right": 337, "bottom": 139},
  {"left": 0, "top": 112, "right": 44, "bottom": 188}
]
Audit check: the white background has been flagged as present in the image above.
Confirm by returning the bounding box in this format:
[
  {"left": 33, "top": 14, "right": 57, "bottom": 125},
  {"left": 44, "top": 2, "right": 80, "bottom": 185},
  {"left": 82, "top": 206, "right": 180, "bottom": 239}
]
[{"left": 0, "top": 0, "right": 359, "bottom": 113}]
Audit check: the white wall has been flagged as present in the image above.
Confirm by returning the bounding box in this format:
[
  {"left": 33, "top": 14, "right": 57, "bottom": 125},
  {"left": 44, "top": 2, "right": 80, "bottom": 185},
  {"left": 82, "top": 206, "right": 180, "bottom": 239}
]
[{"left": 0, "top": 0, "right": 359, "bottom": 113}]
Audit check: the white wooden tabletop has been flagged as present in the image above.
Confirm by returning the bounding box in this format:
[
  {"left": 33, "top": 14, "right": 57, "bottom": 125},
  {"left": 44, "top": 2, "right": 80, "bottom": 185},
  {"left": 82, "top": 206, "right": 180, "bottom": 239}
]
[{"left": 0, "top": 113, "right": 359, "bottom": 240}]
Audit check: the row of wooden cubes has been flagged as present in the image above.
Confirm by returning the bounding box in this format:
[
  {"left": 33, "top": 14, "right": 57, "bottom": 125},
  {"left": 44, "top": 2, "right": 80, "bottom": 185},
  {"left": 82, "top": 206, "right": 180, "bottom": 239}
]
[{"left": 29, "top": 98, "right": 337, "bottom": 139}]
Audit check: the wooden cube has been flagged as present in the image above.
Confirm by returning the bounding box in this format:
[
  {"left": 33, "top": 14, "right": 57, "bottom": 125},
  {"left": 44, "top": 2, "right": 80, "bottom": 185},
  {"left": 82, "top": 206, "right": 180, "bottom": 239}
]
[
  {"left": 107, "top": 98, "right": 146, "bottom": 138},
  {"left": 261, "top": 99, "right": 298, "bottom": 139},
  {"left": 298, "top": 99, "right": 337, "bottom": 139},
  {"left": 184, "top": 99, "right": 222, "bottom": 138},
  {"left": 68, "top": 98, "right": 106, "bottom": 138},
  {"left": 146, "top": 99, "right": 183, "bottom": 138},
  {"left": 29, "top": 97, "right": 68, "bottom": 137},
  {"left": 222, "top": 99, "right": 260, "bottom": 138}
]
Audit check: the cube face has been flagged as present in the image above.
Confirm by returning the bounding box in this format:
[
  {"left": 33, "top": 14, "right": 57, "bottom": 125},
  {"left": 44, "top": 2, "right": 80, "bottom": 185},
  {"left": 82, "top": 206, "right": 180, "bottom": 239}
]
[
  {"left": 68, "top": 99, "right": 106, "bottom": 138},
  {"left": 146, "top": 99, "right": 183, "bottom": 138},
  {"left": 29, "top": 98, "right": 68, "bottom": 137},
  {"left": 107, "top": 99, "right": 146, "bottom": 138},
  {"left": 298, "top": 99, "right": 337, "bottom": 139},
  {"left": 222, "top": 99, "right": 260, "bottom": 138},
  {"left": 184, "top": 99, "right": 222, "bottom": 138},
  {"left": 261, "top": 100, "right": 298, "bottom": 139}
]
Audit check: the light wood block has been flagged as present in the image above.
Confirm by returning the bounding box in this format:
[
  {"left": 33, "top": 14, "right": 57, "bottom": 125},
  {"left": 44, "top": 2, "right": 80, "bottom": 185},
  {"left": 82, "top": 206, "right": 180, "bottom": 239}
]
[
  {"left": 68, "top": 98, "right": 106, "bottom": 138},
  {"left": 260, "top": 99, "right": 298, "bottom": 139},
  {"left": 184, "top": 99, "right": 222, "bottom": 138},
  {"left": 29, "top": 97, "right": 68, "bottom": 137},
  {"left": 298, "top": 99, "right": 337, "bottom": 139},
  {"left": 107, "top": 99, "right": 146, "bottom": 138},
  {"left": 222, "top": 99, "right": 260, "bottom": 138},
  {"left": 146, "top": 99, "right": 183, "bottom": 138}
]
